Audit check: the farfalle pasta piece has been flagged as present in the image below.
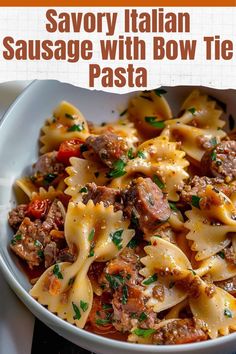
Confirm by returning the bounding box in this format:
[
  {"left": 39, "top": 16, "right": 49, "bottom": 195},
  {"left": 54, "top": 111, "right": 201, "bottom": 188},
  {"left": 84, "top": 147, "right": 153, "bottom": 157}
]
[
  {"left": 15, "top": 177, "right": 39, "bottom": 199},
  {"left": 185, "top": 208, "right": 232, "bottom": 261},
  {"left": 128, "top": 90, "right": 172, "bottom": 138},
  {"left": 65, "top": 157, "right": 109, "bottom": 200},
  {"left": 110, "top": 136, "right": 189, "bottom": 201},
  {"left": 40, "top": 101, "right": 90, "bottom": 154},
  {"left": 197, "top": 255, "right": 236, "bottom": 282},
  {"left": 30, "top": 200, "right": 134, "bottom": 328},
  {"left": 90, "top": 118, "right": 140, "bottom": 149},
  {"left": 140, "top": 237, "right": 190, "bottom": 312},
  {"left": 161, "top": 90, "right": 226, "bottom": 162},
  {"left": 190, "top": 280, "right": 236, "bottom": 339}
]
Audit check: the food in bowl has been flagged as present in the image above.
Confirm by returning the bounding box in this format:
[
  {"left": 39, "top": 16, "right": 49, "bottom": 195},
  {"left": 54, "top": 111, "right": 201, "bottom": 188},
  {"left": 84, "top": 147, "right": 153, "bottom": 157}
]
[{"left": 7, "top": 89, "right": 236, "bottom": 345}]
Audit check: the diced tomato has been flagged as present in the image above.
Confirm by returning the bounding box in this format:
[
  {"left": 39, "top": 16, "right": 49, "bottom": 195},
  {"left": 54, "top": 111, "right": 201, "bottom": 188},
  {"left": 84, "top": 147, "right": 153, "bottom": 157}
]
[
  {"left": 57, "top": 138, "right": 84, "bottom": 165},
  {"left": 27, "top": 199, "right": 51, "bottom": 219}
]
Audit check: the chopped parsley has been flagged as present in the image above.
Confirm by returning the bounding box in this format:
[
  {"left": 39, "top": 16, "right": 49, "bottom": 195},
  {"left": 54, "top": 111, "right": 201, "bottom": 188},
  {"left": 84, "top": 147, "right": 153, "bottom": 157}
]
[
  {"left": 67, "top": 123, "right": 84, "bottom": 132},
  {"left": 53, "top": 264, "right": 63, "bottom": 279},
  {"left": 130, "top": 211, "right": 139, "bottom": 229},
  {"left": 128, "top": 235, "right": 139, "bottom": 249},
  {"left": 107, "top": 159, "right": 126, "bottom": 179},
  {"left": 168, "top": 202, "right": 179, "bottom": 212},
  {"left": 188, "top": 107, "right": 196, "bottom": 115},
  {"left": 153, "top": 174, "right": 165, "bottom": 189},
  {"left": 224, "top": 308, "right": 233, "bottom": 318},
  {"left": 95, "top": 318, "right": 111, "bottom": 326},
  {"left": 34, "top": 240, "right": 42, "bottom": 247},
  {"left": 187, "top": 268, "right": 197, "bottom": 276},
  {"left": 72, "top": 302, "right": 81, "bottom": 320},
  {"left": 88, "top": 228, "right": 95, "bottom": 242},
  {"left": 43, "top": 173, "right": 57, "bottom": 184},
  {"left": 143, "top": 274, "right": 158, "bottom": 285},
  {"left": 137, "top": 151, "right": 146, "bottom": 159},
  {"left": 210, "top": 137, "right": 217, "bottom": 146},
  {"left": 120, "top": 108, "right": 128, "bottom": 117},
  {"left": 191, "top": 195, "right": 201, "bottom": 209},
  {"left": 127, "top": 148, "right": 135, "bottom": 160},
  {"left": 122, "top": 285, "right": 128, "bottom": 305},
  {"left": 139, "top": 312, "right": 148, "bottom": 322},
  {"left": 211, "top": 150, "right": 217, "bottom": 161},
  {"left": 80, "top": 300, "right": 89, "bottom": 312},
  {"left": 88, "top": 244, "right": 95, "bottom": 258},
  {"left": 37, "top": 250, "right": 44, "bottom": 259},
  {"left": 133, "top": 328, "right": 156, "bottom": 338},
  {"left": 80, "top": 187, "right": 88, "bottom": 193},
  {"left": 145, "top": 116, "right": 165, "bottom": 129},
  {"left": 154, "top": 88, "right": 167, "bottom": 97},
  {"left": 217, "top": 251, "right": 225, "bottom": 259},
  {"left": 65, "top": 113, "right": 74, "bottom": 120},
  {"left": 11, "top": 234, "right": 22, "bottom": 245},
  {"left": 110, "top": 229, "right": 124, "bottom": 250},
  {"left": 105, "top": 274, "right": 124, "bottom": 290},
  {"left": 229, "top": 114, "right": 235, "bottom": 131},
  {"left": 102, "top": 303, "right": 113, "bottom": 310}
]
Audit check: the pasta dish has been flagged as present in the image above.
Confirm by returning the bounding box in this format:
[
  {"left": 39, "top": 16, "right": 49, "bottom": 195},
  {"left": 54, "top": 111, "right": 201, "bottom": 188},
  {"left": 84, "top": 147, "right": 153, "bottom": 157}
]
[{"left": 8, "top": 89, "right": 236, "bottom": 345}]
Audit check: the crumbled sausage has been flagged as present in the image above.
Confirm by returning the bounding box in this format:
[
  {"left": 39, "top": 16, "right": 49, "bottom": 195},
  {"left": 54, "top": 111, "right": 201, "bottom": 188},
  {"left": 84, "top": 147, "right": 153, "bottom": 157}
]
[
  {"left": 82, "top": 183, "right": 122, "bottom": 210},
  {"left": 8, "top": 204, "right": 28, "bottom": 230}
]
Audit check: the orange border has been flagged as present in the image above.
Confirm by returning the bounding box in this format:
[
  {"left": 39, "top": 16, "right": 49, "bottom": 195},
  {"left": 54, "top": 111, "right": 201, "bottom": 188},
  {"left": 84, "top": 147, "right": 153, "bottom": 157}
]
[{"left": 1, "top": 0, "right": 236, "bottom": 5}]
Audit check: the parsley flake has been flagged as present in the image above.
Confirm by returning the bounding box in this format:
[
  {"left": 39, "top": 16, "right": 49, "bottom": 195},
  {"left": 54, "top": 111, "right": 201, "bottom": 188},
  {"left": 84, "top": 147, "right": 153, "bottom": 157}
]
[
  {"left": 67, "top": 123, "right": 84, "bottom": 132},
  {"left": 137, "top": 151, "right": 146, "bottom": 159},
  {"left": 11, "top": 234, "right": 22, "bottom": 245},
  {"left": 217, "top": 251, "right": 225, "bottom": 259},
  {"left": 133, "top": 328, "right": 156, "bottom": 338},
  {"left": 191, "top": 195, "right": 201, "bottom": 209},
  {"left": 127, "top": 148, "right": 134, "bottom": 160},
  {"left": 102, "top": 303, "right": 113, "bottom": 310},
  {"left": 188, "top": 107, "right": 196, "bottom": 115},
  {"left": 122, "top": 285, "right": 128, "bottom": 305},
  {"left": 80, "top": 300, "right": 89, "bottom": 312},
  {"left": 145, "top": 116, "right": 165, "bottom": 128},
  {"left": 88, "top": 228, "right": 95, "bottom": 242},
  {"left": 168, "top": 202, "right": 179, "bottom": 212},
  {"left": 43, "top": 173, "right": 57, "bottom": 184},
  {"left": 110, "top": 229, "right": 124, "bottom": 250},
  {"left": 107, "top": 159, "right": 126, "bottom": 179},
  {"left": 139, "top": 312, "right": 148, "bottom": 322},
  {"left": 105, "top": 274, "right": 124, "bottom": 290},
  {"left": 53, "top": 264, "right": 63, "bottom": 279},
  {"left": 153, "top": 175, "right": 165, "bottom": 189},
  {"left": 143, "top": 274, "right": 158, "bottom": 285},
  {"left": 80, "top": 187, "right": 88, "bottom": 193},
  {"left": 211, "top": 150, "right": 217, "bottom": 161},
  {"left": 95, "top": 318, "right": 111, "bottom": 326},
  {"left": 72, "top": 302, "right": 81, "bottom": 320}
]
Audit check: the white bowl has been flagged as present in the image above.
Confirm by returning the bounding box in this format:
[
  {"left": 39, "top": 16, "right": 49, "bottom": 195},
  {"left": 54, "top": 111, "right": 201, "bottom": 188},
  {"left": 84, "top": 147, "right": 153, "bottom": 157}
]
[{"left": 0, "top": 80, "right": 236, "bottom": 354}]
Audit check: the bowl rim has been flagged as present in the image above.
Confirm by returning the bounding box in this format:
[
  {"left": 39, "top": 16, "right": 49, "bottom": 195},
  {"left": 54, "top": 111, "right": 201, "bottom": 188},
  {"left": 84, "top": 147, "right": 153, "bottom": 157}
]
[{"left": 0, "top": 79, "right": 236, "bottom": 353}]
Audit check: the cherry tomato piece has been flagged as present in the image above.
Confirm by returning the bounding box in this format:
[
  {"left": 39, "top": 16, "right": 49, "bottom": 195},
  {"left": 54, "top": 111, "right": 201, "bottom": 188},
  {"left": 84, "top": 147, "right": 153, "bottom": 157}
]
[
  {"left": 27, "top": 199, "right": 51, "bottom": 219},
  {"left": 57, "top": 138, "right": 84, "bottom": 165}
]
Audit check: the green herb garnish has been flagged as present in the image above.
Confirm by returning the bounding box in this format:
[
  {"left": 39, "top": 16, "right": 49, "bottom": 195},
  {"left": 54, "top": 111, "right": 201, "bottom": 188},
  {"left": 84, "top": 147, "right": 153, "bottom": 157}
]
[
  {"left": 153, "top": 175, "right": 165, "bottom": 189},
  {"left": 211, "top": 150, "right": 217, "bottom": 161},
  {"left": 154, "top": 88, "right": 167, "bottom": 97},
  {"left": 88, "top": 228, "right": 95, "bottom": 242},
  {"left": 143, "top": 274, "right": 158, "bottom": 285},
  {"left": 191, "top": 195, "right": 201, "bottom": 209},
  {"left": 80, "top": 300, "right": 89, "bottom": 312},
  {"left": 168, "top": 202, "right": 179, "bottom": 212},
  {"left": 187, "top": 268, "right": 197, "bottom": 276},
  {"left": 11, "top": 234, "right": 22, "bottom": 245},
  {"left": 107, "top": 159, "right": 126, "bottom": 179},
  {"left": 110, "top": 229, "right": 123, "bottom": 250},
  {"left": 88, "top": 245, "right": 95, "bottom": 257},
  {"left": 210, "top": 137, "right": 217, "bottom": 146},
  {"left": 122, "top": 285, "right": 128, "bottom": 305},
  {"left": 188, "top": 107, "right": 196, "bottom": 115},
  {"left": 34, "top": 240, "right": 42, "bottom": 247},
  {"left": 102, "top": 303, "right": 113, "bottom": 310},
  {"left": 80, "top": 187, "right": 88, "bottom": 193},
  {"left": 37, "top": 250, "right": 44, "bottom": 259},
  {"left": 72, "top": 302, "right": 81, "bottom": 320},
  {"left": 137, "top": 151, "right": 146, "bottom": 159},
  {"left": 120, "top": 108, "right": 128, "bottom": 117},
  {"left": 43, "top": 173, "right": 57, "bottom": 184},
  {"left": 67, "top": 123, "right": 84, "bottom": 132},
  {"left": 133, "top": 328, "right": 156, "bottom": 338},
  {"left": 139, "top": 312, "right": 148, "bottom": 322},
  {"left": 127, "top": 148, "right": 134, "bottom": 160},
  {"left": 95, "top": 318, "right": 111, "bottom": 325},
  {"left": 105, "top": 274, "right": 124, "bottom": 290},
  {"left": 128, "top": 235, "right": 139, "bottom": 249},
  {"left": 224, "top": 308, "right": 233, "bottom": 318},
  {"left": 53, "top": 264, "right": 63, "bottom": 279},
  {"left": 217, "top": 251, "right": 225, "bottom": 259},
  {"left": 145, "top": 116, "right": 165, "bottom": 128},
  {"left": 65, "top": 113, "right": 74, "bottom": 120}
]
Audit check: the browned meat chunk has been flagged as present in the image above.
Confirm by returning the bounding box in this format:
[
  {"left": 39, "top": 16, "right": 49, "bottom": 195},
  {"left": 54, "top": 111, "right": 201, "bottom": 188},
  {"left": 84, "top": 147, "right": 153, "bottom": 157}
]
[
  {"left": 32, "top": 151, "right": 65, "bottom": 187},
  {"left": 123, "top": 177, "right": 171, "bottom": 234},
  {"left": 8, "top": 204, "right": 28, "bottom": 230},
  {"left": 57, "top": 248, "right": 76, "bottom": 263},
  {"left": 82, "top": 182, "right": 122, "bottom": 210},
  {"left": 180, "top": 175, "right": 236, "bottom": 203},
  {"left": 201, "top": 140, "right": 236, "bottom": 181},
  {"left": 216, "top": 276, "right": 236, "bottom": 296},
  {"left": 86, "top": 133, "right": 128, "bottom": 168},
  {"left": 152, "top": 319, "right": 208, "bottom": 345},
  {"left": 44, "top": 241, "right": 58, "bottom": 268},
  {"left": 10, "top": 217, "right": 43, "bottom": 268}
]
